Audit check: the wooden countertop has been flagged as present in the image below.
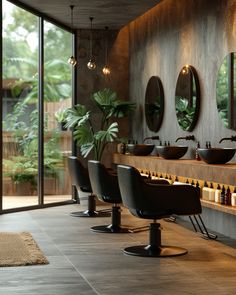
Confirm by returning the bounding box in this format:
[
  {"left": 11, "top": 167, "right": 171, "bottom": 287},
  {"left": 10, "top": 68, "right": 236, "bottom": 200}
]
[{"left": 113, "top": 153, "right": 236, "bottom": 186}]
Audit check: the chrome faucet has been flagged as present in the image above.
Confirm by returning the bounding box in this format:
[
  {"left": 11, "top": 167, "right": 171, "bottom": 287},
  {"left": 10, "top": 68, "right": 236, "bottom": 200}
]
[
  {"left": 175, "top": 135, "right": 195, "bottom": 142},
  {"left": 219, "top": 136, "right": 236, "bottom": 143},
  {"left": 143, "top": 136, "right": 159, "bottom": 143}
]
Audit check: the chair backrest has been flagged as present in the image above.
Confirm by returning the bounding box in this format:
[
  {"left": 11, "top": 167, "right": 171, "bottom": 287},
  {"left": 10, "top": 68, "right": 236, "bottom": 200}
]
[
  {"left": 67, "top": 156, "right": 92, "bottom": 193},
  {"left": 88, "top": 160, "right": 122, "bottom": 204},
  {"left": 117, "top": 164, "right": 202, "bottom": 216}
]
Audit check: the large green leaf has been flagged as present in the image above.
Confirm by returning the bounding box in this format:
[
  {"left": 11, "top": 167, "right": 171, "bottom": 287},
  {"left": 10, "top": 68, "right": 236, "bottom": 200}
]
[
  {"left": 64, "top": 104, "right": 90, "bottom": 129},
  {"left": 73, "top": 124, "right": 94, "bottom": 146},
  {"left": 94, "top": 122, "right": 118, "bottom": 142},
  {"left": 80, "top": 143, "right": 94, "bottom": 158},
  {"left": 92, "top": 88, "right": 136, "bottom": 120}
]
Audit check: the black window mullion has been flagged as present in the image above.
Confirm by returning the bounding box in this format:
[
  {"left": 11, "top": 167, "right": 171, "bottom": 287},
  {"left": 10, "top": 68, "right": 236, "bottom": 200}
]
[{"left": 38, "top": 17, "right": 44, "bottom": 205}]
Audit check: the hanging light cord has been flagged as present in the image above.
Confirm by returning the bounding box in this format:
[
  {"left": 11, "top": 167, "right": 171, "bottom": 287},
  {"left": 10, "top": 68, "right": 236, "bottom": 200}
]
[
  {"left": 89, "top": 17, "right": 93, "bottom": 60},
  {"left": 70, "top": 6, "right": 74, "bottom": 49},
  {"left": 105, "top": 26, "right": 108, "bottom": 65}
]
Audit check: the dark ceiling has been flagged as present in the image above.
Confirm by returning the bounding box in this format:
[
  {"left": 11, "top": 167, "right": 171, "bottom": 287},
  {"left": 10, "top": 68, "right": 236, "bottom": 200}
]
[{"left": 10, "top": 0, "right": 161, "bottom": 29}]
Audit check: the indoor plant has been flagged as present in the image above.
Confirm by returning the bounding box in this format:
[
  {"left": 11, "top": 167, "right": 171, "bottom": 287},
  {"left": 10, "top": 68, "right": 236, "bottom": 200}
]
[{"left": 64, "top": 88, "right": 136, "bottom": 161}]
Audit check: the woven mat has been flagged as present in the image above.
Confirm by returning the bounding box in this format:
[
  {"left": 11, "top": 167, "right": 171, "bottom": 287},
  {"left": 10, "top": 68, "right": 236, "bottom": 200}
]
[{"left": 0, "top": 232, "right": 49, "bottom": 267}]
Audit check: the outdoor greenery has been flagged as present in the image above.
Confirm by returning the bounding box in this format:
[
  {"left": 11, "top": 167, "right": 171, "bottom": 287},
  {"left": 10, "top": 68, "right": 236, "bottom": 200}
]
[
  {"left": 3, "top": 103, "right": 63, "bottom": 189},
  {"left": 2, "top": 1, "right": 72, "bottom": 192},
  {"left": 175, "top": 96, "right": 196, "bottom": 131},
  {"left": 64, "top": 88, "right": 136, "bottom": 161}
]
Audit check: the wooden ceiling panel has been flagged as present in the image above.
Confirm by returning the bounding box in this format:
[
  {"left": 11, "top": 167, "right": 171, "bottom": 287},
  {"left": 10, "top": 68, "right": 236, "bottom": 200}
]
[{"left": 9, "top": 0, "right": 162, "bottom": 29}]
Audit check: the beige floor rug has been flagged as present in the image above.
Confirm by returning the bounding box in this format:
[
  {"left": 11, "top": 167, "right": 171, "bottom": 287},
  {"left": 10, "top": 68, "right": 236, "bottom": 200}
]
[{"left": 0, "top": 232, "right": 49, "bottom": 267}]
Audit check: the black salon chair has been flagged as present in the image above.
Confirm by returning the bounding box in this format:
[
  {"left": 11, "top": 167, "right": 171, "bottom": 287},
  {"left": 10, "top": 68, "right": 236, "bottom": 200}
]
[
  {"left": 68, "top": 156, "right": 111, "bottom": 217},
  {"left": 117, "top": 164, "right": 202, "bottom": 257},
  {"left": 88, "top": 160, "right": 132, "bottom": 233}
]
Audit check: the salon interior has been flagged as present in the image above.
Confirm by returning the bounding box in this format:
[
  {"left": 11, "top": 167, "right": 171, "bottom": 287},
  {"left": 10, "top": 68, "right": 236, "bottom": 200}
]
[{"left": 0, "top": 0, "right": 236, "bottom": 294}]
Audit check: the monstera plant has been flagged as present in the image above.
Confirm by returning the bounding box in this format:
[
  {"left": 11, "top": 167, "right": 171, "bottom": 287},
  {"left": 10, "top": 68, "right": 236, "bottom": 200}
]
[{"left": 64, "top": 88, "right": 136, "bottom": 161}]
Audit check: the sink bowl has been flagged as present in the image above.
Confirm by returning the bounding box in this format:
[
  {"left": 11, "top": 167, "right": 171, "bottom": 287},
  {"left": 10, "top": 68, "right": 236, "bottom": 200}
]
[
  {"left": 156, "top": 145, "right": 188, "bottom": 159},
  {"left": 126, "top": 144, "right": 154, "bottom": 156},
  {"left": 198, "top": 148, "right": 236, "bottom": 164}
]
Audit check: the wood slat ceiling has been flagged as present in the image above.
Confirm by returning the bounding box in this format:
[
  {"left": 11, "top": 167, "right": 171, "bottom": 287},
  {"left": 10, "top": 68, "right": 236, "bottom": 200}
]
[{"left": 9, "top": 0, "right": 162, "bottom": 29}]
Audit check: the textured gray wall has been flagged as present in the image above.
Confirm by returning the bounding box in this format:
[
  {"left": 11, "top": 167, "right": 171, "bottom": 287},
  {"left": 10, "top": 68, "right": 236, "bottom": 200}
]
[{"left": 129, "top": 0, "right": 236, "bottom": 159}]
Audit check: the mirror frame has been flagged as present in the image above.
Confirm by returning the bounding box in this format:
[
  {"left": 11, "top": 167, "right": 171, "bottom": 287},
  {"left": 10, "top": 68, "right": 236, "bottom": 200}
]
[
  {"left": 145, "top": 76, "right": 164, "bottom": 132},
  {"left": 175, "top": 65, "right": 200, "bottom": 132},
  {"left": 216, "top": 52, "right": 236, "bottom": 130}
]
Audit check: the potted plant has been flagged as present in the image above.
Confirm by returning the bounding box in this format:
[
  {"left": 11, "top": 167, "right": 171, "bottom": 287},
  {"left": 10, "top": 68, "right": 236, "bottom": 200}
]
[{"left": 64, "top": 88, "right": 136, "bottom": 161}]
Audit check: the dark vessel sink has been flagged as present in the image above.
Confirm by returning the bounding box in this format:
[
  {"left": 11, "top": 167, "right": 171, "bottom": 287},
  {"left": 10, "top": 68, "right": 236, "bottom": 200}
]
[
  {"left": 126, "top": 144, "right": 154, "bottom": 156},
  {"left": 198, "top": 148, "right": 236, "bottom": 164},
  {"left": 156, "top": 145, "right": 188, "bottom": 159}
]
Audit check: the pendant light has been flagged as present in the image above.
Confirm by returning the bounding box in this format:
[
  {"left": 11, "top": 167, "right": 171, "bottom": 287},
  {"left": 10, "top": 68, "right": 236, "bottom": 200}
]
[
  {"left": 68, "top": 5, "right": 77, "bottom": 67},
  {"left": 102, "top": 26, "right": 111, "bottom": 75},
  {"left": 87, "top": 17, "right": 96, "bottom": 70}
]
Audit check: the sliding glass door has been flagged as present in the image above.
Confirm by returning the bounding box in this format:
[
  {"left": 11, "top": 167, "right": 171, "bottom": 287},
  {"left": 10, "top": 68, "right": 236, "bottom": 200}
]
[
  {"left": 1, "top": 0, "right": 73, "bottom": 211},
  {"left": 2, "top": 1, "right": 39, "bottom": 209},
  {"left": 43, "top": 21, "right": 72, "bottom": 204}
]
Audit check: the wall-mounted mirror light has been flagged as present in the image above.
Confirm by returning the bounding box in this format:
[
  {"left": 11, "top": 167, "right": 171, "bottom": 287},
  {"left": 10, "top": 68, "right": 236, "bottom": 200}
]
[
  {"left": 175, "top": 65, "right": 200, "bottom": 131},
  {"left": 145, "top": 76, "right": 164, "bottom": 132},
  {"left": 216, "top": 52, "right": 236, "bottom": 130}
]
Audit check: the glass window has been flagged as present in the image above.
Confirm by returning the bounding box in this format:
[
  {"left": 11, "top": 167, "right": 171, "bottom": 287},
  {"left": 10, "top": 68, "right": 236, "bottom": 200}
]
[
  {"left": 2, "top": 0, "right": 39, "bottom": 209},
  {"left": 43, "top": 21, "right": 72, "bottom": 204}
]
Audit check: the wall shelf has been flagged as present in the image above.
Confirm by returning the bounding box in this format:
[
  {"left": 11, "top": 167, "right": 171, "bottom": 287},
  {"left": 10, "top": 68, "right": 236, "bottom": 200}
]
[{"left": 113, "top": 153, "right": 236, "bottom": 215}]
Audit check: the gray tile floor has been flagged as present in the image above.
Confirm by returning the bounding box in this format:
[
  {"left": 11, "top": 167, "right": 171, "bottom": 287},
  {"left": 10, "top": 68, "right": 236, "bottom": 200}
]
[{"left": 1, "top": 203, "right": 236, "bottom": 294}]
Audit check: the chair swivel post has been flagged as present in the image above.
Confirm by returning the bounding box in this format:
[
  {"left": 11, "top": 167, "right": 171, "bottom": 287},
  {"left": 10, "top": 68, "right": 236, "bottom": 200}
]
[{"left": 111, "top": 205, "right": 121, "bottom": 228}]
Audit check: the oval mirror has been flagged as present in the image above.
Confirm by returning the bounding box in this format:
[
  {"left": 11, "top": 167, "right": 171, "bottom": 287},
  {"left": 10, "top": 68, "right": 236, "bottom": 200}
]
[
  {"left": 216, "top": 52, "right": 236, "bottom": 130},
  {"left": 175, "top": 65, "right": 200, "bottom": 131},
  {"left": 145, "top": 76, "right": 164, "bottom": 132}
]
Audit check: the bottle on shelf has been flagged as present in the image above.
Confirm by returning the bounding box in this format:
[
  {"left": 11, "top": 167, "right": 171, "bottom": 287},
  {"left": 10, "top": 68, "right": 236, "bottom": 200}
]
[
  {"left": 231, "top": 187, "right": 236, "bottom": 206},
  {"left": 225, "top": 186, "right": 231, "bottom": 206},
  {"left": 202, "top": 181, "right": 210, "bottom": 200},
  {"left": 220, "top": 185, "right": 226, "bottom": 205},
  {"left": 196, "top": 141, "right": 201, "bottom": 161},
  {"left": 215, "top": 184, "right": 221, "bottom": 203}
]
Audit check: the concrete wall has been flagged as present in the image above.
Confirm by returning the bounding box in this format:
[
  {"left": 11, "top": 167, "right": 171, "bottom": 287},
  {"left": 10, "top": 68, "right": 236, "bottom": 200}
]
[{"left": 128, "top": 0, "right": 236, "bottom": 159}]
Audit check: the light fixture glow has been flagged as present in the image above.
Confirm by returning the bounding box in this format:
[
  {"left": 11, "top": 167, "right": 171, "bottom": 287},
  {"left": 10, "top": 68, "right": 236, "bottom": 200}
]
[
  {"left": 102, "top": 26, "right": 111, "bottom": 75},
  {"left": 68, "top": 56, "right": 77, "bottom": 66},
  {"left": 87, "top": 59, "right": 96, "bottom": 69},
  {"left": 68, "top": 5, "right": 77, "bottom": 67},
  {"left": 102, "top": 66, "right": 111, "bottom": 75},
  {"left": 182, "top": 65, "right": 189, "bottom": 75},
  {"left": 87, "top": 17, "right": 96, "bottom": 70}
]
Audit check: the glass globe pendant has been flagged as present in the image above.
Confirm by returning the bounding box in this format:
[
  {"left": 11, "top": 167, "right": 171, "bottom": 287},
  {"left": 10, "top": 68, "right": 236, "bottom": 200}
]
[{"left": 87, "top": 17, "right": 96, "bottom": 70}]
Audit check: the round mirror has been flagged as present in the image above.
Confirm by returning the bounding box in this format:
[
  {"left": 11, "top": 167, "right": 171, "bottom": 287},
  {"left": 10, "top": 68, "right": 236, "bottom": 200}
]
[
  {"left": 175, "top": 65, "right": 200, "bottom": 131},
  {"left": 145, "top": 76, "right": 164, "bottom": 132},
  {"left": 216, "top": 52, "right": 236, "bottom": 130}
]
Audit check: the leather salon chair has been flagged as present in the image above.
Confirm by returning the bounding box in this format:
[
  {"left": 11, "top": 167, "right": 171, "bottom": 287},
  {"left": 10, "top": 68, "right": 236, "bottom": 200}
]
[
  {"left": 68, "top": 156, "right": 110, "bottom": 217},
  {"left": 88, "top": 160, "right": 129, "bottom": 233},
  {"left": 117, "top": 164, "right": 202, "bottom": 257}
]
